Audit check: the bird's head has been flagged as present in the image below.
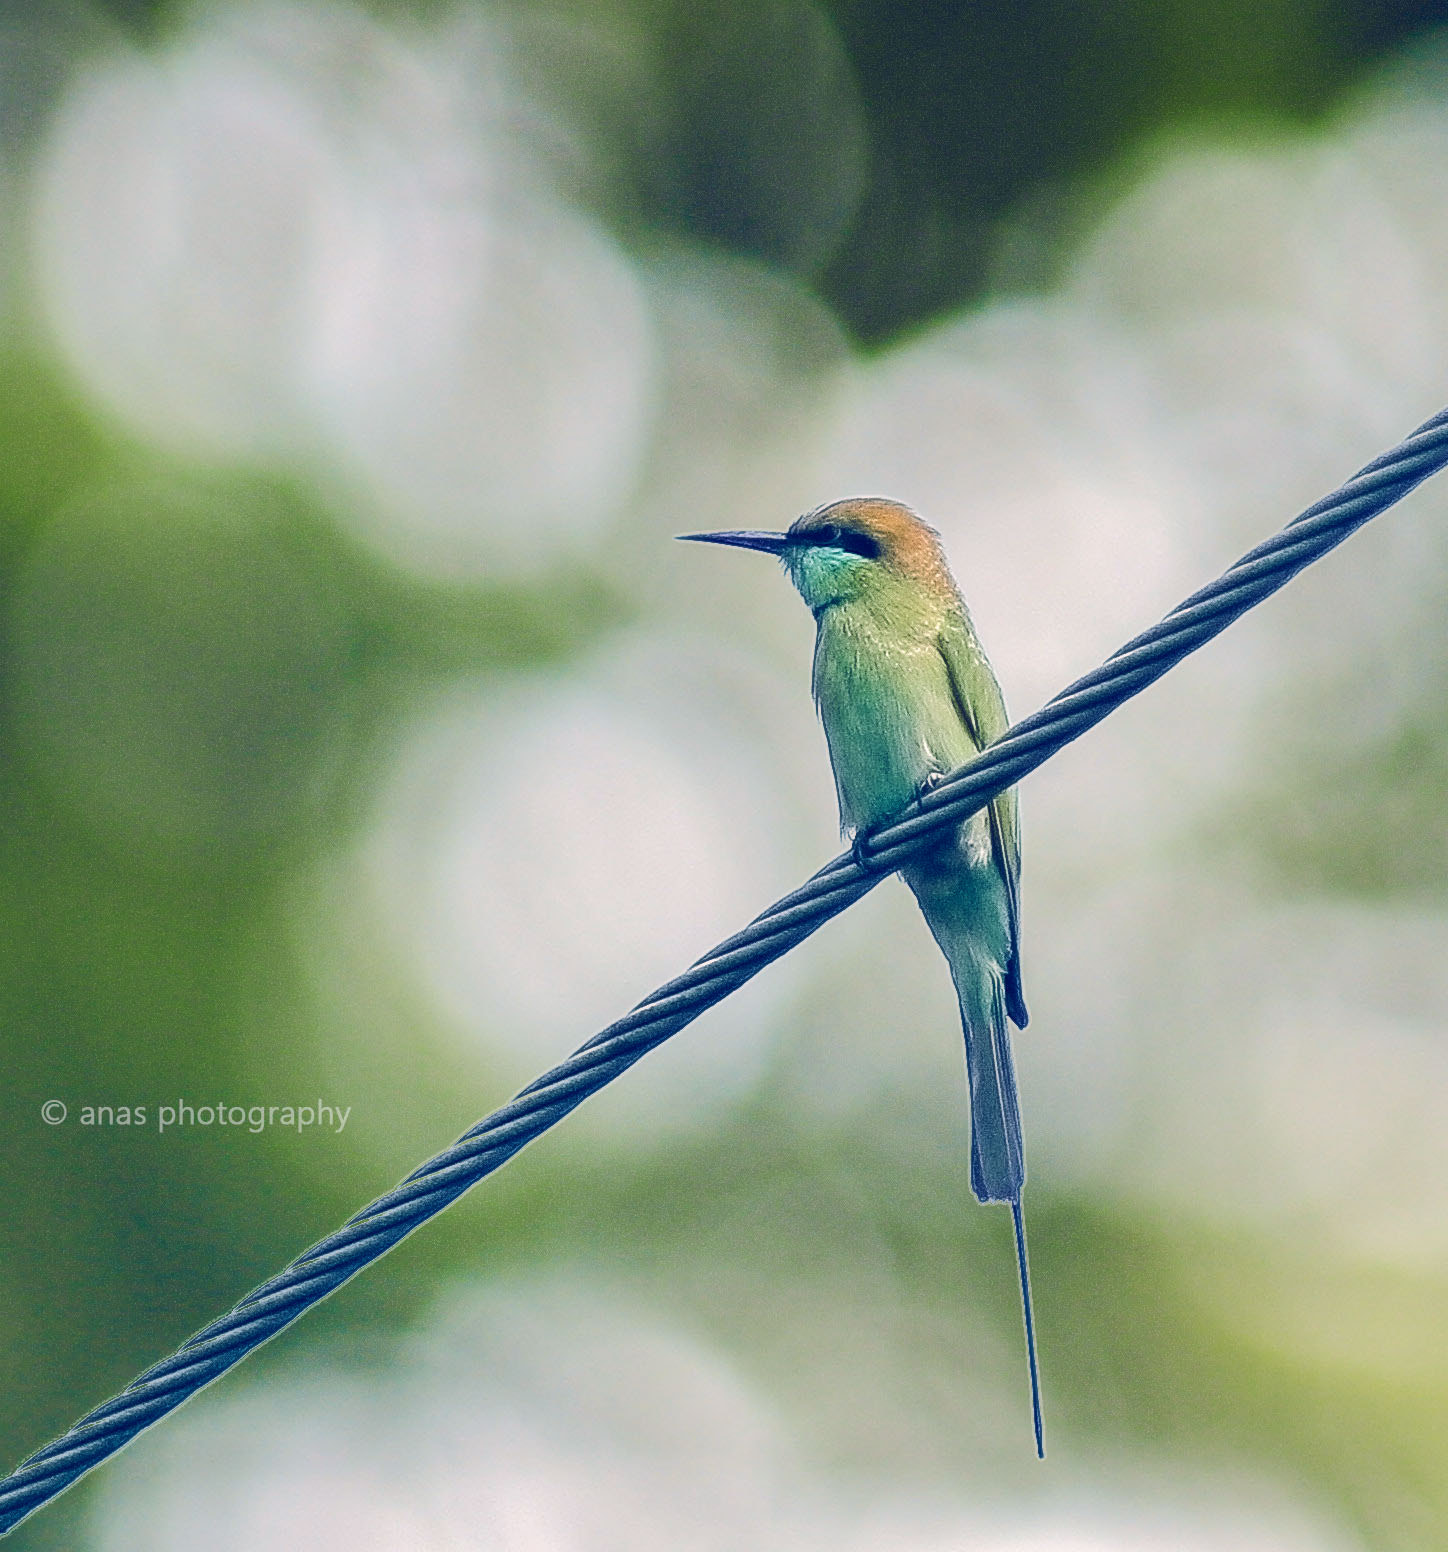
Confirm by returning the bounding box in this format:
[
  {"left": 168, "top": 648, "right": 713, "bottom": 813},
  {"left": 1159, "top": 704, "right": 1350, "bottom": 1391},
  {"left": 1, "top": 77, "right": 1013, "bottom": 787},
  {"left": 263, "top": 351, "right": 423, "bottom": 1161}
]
[{"left": 679, "top": 497, "right": 953, "bottom": 617}]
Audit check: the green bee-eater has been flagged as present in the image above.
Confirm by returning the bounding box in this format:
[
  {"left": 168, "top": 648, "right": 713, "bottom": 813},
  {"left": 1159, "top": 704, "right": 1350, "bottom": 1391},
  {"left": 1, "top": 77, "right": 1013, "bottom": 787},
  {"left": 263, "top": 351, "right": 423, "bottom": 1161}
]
[{"left": 681, "top": 497, "right": 1041, "bottom": 1455}]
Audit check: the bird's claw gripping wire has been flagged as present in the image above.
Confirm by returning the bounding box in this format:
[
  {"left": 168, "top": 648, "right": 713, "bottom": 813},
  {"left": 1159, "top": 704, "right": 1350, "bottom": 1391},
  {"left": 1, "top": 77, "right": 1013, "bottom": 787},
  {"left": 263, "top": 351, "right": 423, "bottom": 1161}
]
[
  {"left": 850, "top": 771, "right": 949, "bottom": 872},
  {"left": 850, "top": 824, "right": 880, "bottom": 872},
  {"left": 916, "top": 769, "right": 948, "bottom": 801}
]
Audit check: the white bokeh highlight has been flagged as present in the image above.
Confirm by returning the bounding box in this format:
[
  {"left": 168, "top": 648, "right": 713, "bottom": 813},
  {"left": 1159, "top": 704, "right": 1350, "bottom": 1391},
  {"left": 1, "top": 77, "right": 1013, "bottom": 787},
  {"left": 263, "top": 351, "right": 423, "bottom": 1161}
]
[
  {"left": 348, "top": 634, "right": 816, "bottom": 1138},
  {"left": 91, "top": 1278, "right": 1360, "bottom": 1552},
  {"left": 33, "top": 10, "right": 354, "bottom": 456},
  {"left": 31, "top": 0, "right": 658, "bottom": 580}
]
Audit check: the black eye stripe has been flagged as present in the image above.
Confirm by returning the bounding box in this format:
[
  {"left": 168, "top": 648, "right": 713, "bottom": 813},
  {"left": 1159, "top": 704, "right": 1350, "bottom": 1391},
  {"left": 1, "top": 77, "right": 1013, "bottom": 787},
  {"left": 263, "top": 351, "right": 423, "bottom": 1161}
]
[
  {"left": 793, "top": 524, "right": 880, "bottom": 559},
  {"left": 840, "top": 530, "right": 880, "bottom": 558}
]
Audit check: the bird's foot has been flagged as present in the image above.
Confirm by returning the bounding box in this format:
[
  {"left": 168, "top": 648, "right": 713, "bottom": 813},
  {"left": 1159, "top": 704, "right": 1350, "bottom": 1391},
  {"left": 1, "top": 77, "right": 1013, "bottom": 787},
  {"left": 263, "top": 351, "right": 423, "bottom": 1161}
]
[
  {"left": 852, "top": 774, "right": 950, "bottom": 872},
  {"left": 850, "top": 823, "right": 882, "bottom": 872},
  {"left": 914, "top": 769, "right": 948, "bottom": 807}
]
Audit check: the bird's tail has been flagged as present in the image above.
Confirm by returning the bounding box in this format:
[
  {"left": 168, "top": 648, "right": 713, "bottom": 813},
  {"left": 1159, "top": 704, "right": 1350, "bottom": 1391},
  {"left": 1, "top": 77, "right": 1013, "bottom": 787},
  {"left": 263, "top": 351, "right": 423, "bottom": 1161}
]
[
  {"left": 1012, "top": 1198, "right": 1044, "bottom": 1458},
  {"left": 956, "top": 961, "right": 1044, "bottom": 1454},
  {"left": 912, "top": 884, "right": 1042, "bottom": 1453},
  {"left": 958, "top": 965, "right": 1024, "bottom": 1205}
]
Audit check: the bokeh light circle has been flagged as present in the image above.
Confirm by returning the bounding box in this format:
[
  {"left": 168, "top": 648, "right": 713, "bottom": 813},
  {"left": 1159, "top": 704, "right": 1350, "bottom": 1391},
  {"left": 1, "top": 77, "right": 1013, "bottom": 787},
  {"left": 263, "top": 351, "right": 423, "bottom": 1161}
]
[{"left": 343, "top": 633, "right": 811, "bottom": 1139}]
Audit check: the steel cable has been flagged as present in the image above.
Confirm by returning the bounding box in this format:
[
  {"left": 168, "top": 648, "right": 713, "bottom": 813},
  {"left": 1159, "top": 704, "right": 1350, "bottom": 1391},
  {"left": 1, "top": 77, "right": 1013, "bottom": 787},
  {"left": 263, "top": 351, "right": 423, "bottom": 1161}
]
[{"left": 3, "top": 404, "right": 1448, "bottom": 1535}]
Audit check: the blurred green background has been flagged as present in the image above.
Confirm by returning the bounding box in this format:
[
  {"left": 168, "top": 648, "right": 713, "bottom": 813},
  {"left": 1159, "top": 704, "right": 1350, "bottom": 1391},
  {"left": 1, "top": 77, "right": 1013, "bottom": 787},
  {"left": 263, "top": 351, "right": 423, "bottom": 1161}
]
[{"left": 4, "top": 0, "right": 1448, "bottom": 1548}]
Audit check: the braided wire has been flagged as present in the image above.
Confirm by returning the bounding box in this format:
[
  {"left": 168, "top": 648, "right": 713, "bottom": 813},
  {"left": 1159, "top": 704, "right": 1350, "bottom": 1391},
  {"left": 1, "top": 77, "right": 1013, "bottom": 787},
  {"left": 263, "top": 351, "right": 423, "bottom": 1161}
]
[{"left": 4, "top": 405, "right": 1448, "bottom": 1535}]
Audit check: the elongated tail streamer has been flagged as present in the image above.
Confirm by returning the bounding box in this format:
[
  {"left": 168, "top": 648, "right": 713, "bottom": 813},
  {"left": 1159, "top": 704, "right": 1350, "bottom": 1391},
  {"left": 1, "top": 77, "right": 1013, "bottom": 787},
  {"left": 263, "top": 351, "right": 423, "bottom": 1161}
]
[{"left": 1012, "top": 1197, "right": 1044, "bottom": 1459}]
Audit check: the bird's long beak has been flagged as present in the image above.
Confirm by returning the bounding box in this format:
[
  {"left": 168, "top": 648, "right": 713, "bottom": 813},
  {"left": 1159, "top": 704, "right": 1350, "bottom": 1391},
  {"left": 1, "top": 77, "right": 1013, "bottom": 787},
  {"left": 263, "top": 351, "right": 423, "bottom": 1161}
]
[{"left": 676, "top": 529, "right": 788, "bottom": 554}]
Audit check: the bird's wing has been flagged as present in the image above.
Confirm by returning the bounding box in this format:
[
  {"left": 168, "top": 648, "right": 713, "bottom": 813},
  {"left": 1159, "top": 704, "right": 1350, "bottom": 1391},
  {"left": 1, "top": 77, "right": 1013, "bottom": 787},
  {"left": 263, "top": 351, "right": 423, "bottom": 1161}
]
[{"left": 936, "top": 616, "right": 1028, "bottom": 1028}]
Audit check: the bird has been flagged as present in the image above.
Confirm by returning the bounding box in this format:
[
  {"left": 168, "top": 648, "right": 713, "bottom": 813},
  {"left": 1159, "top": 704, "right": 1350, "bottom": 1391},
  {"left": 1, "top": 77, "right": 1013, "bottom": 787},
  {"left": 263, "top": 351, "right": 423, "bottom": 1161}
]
[{"left": 679, "top": 497, "right": 1042, "bottom": 1456}]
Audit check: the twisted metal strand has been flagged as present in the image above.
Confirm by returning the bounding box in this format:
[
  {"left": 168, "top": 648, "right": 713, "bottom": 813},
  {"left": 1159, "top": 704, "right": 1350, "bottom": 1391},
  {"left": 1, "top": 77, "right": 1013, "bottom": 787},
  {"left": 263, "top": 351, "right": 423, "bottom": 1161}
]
[{"left": 4, "top": 405, "right": 1447, "bottom": 1536}]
